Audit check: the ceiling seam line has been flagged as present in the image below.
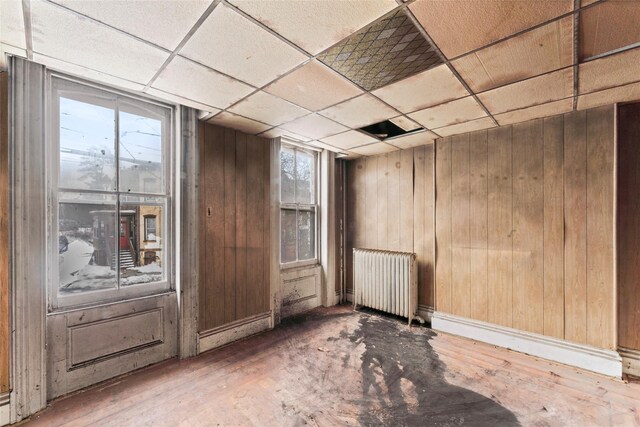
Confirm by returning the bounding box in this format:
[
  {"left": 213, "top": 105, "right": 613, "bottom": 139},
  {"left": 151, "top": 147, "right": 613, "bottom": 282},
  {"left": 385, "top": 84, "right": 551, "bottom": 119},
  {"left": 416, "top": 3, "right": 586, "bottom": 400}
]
[{"left": 143, "top": 0, "right": 223, "bottom": 92}]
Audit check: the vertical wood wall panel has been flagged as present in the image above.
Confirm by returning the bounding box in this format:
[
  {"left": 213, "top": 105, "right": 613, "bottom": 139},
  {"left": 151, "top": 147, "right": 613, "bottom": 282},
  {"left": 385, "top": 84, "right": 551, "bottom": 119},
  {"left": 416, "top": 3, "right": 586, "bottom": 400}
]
[
  {"left": 487, "top": 126, "right": 513, "bottom": 328},
  {"left": 199, "top": 124, "right": 271, "bottom": 332},
  {"left": 365, "top": 157, "right": 378, "bottom": 249},
  {"left": 543, "top": 115, "right": 565, "bottom": 339},
  {"left": 435, "top": 138, "right": 452, "bottom": 313},
  {"left": 469, "top": 131, "right": 488, "bottom": 322},
  {"left": 387, "top": 151, "right": 400, "bottom": 251},
  {"left": 512, "top": 120, "right": 544, "bottom": 335},
  {"left": 0, "top": 71, "right": 9, "bottom": 393},
  {"left": 564, "top": 110, "right": 588, "bottom": 344},
  {"left": 413, "top": 147, "right": 427, "bottom": 306},
  {"left": 585, "top": 106, "right": 615, "bottom": 349},
  {"left": 377, "top": 155, "right": 388, "bottom": 250},
  {"left": 423, "top": 145, "right": 435, "bottom": 308},
  {"left": 618, "top": 103, "right": 640, "bottom": 351},
  {"left": 399, "top": 149, "right": 414, "bottom": 254}
]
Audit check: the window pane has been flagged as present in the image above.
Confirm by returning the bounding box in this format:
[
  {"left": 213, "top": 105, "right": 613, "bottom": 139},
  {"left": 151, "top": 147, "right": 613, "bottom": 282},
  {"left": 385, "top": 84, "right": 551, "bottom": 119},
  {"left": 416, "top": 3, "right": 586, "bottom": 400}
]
[
  {"left": 119, "top": 195, "right": 166, "bottom": 286},
  {"left": 281, "top": 209, "right": 297, "bottom": 264},
  {"left": 59, "top": 193, "right": 117, "bottom": 294},
  {"left": 59, "top": 97, "right": 116, "bottom": 191},
  {"left": 281, "top": 146, "right": 295, "bottom": 204},
  {"left": 298, "top": 209, "right": 315, "bottom": 261},
  {"left": 295, "top": 150, "right": 314, "bottom": 204},
  {"left": 118, "top": 105, "right": 164, "bottom": 194}
]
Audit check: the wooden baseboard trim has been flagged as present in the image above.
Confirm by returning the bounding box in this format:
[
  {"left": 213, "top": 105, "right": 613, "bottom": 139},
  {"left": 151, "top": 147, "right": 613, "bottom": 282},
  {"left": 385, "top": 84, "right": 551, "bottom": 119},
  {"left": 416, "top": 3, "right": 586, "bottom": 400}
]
[
  {"left": 431, "top": 312, "right": 622, "bottom": 378},
  {"left": 619, "top": 347, "right": 640, "bottom": 377},
  {"left": 198, "top": 312, "right": 273, "bottom": 354},
  {"left": 417, "top": 305, "right": 434, "bottom": 322}
]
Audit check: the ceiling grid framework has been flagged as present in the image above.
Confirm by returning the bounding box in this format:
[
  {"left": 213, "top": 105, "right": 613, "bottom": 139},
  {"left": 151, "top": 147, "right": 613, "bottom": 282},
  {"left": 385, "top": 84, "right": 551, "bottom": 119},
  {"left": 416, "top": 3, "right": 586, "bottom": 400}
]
[{"left": 2, "top": 0, "right": 639, "bottom": 157}]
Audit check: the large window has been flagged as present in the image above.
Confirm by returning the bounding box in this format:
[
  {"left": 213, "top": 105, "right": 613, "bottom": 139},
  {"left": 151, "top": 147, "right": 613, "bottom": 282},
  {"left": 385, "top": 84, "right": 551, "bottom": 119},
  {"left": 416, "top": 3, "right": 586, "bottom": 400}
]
[
  {"left": 280, "top": 144, "right": 318, "bottom": 266},
  {"left": 51, "top": 76, "right": 172, "bottom": 307}
]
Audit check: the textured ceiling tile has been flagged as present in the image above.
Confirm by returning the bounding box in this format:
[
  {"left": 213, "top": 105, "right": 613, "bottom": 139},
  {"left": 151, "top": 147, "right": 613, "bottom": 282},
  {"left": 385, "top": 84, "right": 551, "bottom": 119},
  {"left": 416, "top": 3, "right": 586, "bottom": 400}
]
[
  {"left": 477, "top": 68, "right": 574, "bottom": 114},
  {"left": 389, "top": 116, "right": 422, "bottom": 132},
  {"left": 386, "top": 130, "right": 437, "bottom": 149},
  {"left": 350, "top": 142, "right": 398, "bottom": 156},
  {"left": 408, "top": 96, "right": 487, "bottom": 129},
  {"left": 153, "top": 56, "right": 255, "bottom": 109},
  {"left": 280, "top": 114, "right": 349, "bottom": 140},
  {"left": 579, "top": 47, "right": 640, "bottom": 94},
  {"left": 372, "top": 64, "right": 469, "bottom": 113},
  {"left": 145, "top": 87, "right": 221, "bottom": 114},
  {"left": 51, "top": 0, "right": 212, "bottom": 50},
  {"left": 577, "top": 81, "right": 640, "bottom": 110},
  {"left": 580, "top": 1, "right": 640, "bottom": 60},
  {"left": 228, "top": 91, "right": 310, "bottom": 126},
  {"left": 341, "top": 151, "right": 363, "bottom": 160},
  {"left": 30, "top": 0, "right": 169, "bottom": 84},
  {"left": 264, "top": 61, "right": 363, "bottom": 111},
  {"left": 305, "top": 140, "right": 344, "bottom": 153},
  {"left": 257, "top": 127, "right": 311, "bottom": 142},
  {"left": 409, "top": 0, "right": 573, "bottom": 58},
  {"left": 207, "top": 111, "right": 271, "bottom": 135},
  {"left": 319, "top": 94, "right": 398, "bottom": 128},
  {"left": 452, "top": 17, "right": 574, "bottom": 93},
  {"left": 432, "top": 117, "right": 496, "bottom": 137},
  {"left": 180, "top": 3, "right": 308, "bottom": 87},
  {"left": 494, "top": 98, "right": 573, "bottom": 126},
  {"left": 228, "top": 0, "right": 396, "bottom": 55},
  {"left": 32, "top": 53, "right": 146, "bottom": 92},
  {"left": 0, "top": 0, "right": 26, "bottom": 49},
  {"left": 320, "top": 130, "right": 378, "bottom": 150},
  {"left": 316, "top": 9, "right": 444, "bottom": 90}
]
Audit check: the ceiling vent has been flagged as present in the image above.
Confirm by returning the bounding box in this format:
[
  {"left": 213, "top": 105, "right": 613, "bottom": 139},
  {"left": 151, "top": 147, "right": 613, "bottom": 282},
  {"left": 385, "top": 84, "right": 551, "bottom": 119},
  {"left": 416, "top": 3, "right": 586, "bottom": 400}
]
[
  {"left": 359, "top": 119, "right": 424, "bottom": 140},
  {"left": 317, "top": 9, "right": 444, "bottom": 91}
]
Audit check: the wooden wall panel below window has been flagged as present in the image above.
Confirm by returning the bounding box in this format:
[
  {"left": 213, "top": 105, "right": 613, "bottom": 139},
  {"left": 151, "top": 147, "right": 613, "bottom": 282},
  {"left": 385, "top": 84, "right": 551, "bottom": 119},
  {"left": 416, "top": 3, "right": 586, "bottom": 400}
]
[
  {"left": 198, "top": 123, "right": 271, "bottom": 333},
  {"left": 0, "top": 71, "right": 9, "bottom": 393}
]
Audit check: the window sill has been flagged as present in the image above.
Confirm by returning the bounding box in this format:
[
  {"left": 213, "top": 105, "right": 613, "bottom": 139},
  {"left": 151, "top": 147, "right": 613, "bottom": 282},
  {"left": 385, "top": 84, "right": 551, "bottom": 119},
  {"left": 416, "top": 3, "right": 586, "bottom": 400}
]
[{"left": 280, "top": 260, "right": 320, "bottom": 272}]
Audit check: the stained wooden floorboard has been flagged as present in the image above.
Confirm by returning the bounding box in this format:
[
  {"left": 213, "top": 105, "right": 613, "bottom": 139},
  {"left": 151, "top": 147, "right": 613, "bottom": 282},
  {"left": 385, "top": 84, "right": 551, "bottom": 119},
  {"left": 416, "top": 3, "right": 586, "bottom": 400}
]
[{"left": 20, "top": 306, "right": 640, "bottom": 427}]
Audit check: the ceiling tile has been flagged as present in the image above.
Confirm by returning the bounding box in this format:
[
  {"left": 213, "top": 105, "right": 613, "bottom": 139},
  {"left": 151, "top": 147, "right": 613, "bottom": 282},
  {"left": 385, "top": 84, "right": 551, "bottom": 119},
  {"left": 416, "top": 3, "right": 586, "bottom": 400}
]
[
  {"left": 579, "top": 47, "right": 640, "bottom": 94},
  {"left": 319, "top": 94, "right": 397, "bottom": 128},
  {"left": 350, "top": 142, "right": 398, "bottom": 156},
  {"left": 341, "top": 152, "right": 363, "bottom": 160},
  {"left": 280, "top": 114, "right": 349, "bottom": 140},
  {"left": 372, "top": 64, "right": 469, "bottom": 113},
  {"left": 580, "top": 1, "right": 640, "bottom": 60},
  {"left": 477, "top": 68, "right": 574, "bottom": 114},
  {"left": 207, "top": 111, "right": 271, "bottom": 135},
  {"left": 263, "top": 60, "right": 363, "bottom": 111},
  {"left": 386, "top": 130, "right": 437, "bottom": 149},
  {"left": 494, "top": 98, "right": 573, "bottom": 126},
  {"left": 257, "top": 127, "right": 311, "bottom": 142},
  {"left": 228, "top": 0, "right": 396, "bottom": 55},
  {"left": 316, "top": 9, "right": 444, "bottom": 91},
  {"left": 32, "top": 53, "right": 146, "bottom": 92},
  {"left": 305, "top": 140, "right": 344, "bottom": 153},
  {"left": 577, "top": 81, "right": 640, "bottom": 110},
  {"left": 320, "top": 130, "right": 378, "bottom": 150},
  {"left": 0, "top": 0, "right": 26, "bottom": 49},
  {"left": 51, "top": 0, "right": 212, "bottom": 51},
  {"left": 179, "top": 3, "right": 308, "bottom": 87},
  {"left": 408, "top": 96, "right": 487, "bottom": 129},
  {"left": 409, "top": 0, "right": 572, "bottom": 58},
  {"left": 389, "top": 116, "right": 422, "bottom": 132},
  {"left": 452, "top": 17, "right": 574, "bottom": 93},
  {"left": 30, "top": 0, "right": 169, "bottom": 84},
  {"left": 153, "top": 56, "right": 255, "bottom": 109},
  {"left": 228, "top": 91, "right": 309, "bottom": 126},
  {"left": 145, "top": 87, "right": 221, "bottom": 114},
  {"left": 432, "top": 117, "right": 496, "bottom": 137}
]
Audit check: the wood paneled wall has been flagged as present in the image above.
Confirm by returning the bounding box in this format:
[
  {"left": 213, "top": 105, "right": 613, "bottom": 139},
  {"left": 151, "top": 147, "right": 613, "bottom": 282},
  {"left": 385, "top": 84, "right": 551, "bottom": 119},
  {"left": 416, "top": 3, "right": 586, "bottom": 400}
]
[
  {"left": 1, "top": 71, "right": 9, "bottom": 393},
  {"left": 346, "top": 146, "right": 435, "bottom": 308},
  {"left": 436, "top": 106, "right": 615, "bottom": 349},
  {"left": 198, "top": 123, "right": 271, "bottom": 332},
  {"left": 335, "top": 159, "right": 345, "bottom": 295},
  {"left": 617, "top": 103, "right": 640, "bottom": 352}
]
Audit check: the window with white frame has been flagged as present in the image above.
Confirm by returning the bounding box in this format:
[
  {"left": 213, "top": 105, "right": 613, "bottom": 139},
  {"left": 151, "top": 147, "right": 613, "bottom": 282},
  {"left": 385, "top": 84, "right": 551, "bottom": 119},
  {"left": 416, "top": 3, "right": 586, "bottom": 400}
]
[
  {"left": 51, "top": 76, "right": 171, "bottom": 307},
  {"left": 280, "top": 144, "right": 318, "bottom": 266}
]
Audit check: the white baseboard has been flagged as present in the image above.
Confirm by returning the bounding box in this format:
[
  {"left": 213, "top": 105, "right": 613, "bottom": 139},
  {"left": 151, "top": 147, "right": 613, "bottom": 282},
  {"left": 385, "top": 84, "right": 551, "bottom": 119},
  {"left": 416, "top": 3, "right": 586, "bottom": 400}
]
[
  {"left": 619, "top": 347, "right": 640, "bottom": 377},
  {"left": 417, "top": 305, "right": 434, "bottom": 322},
  {"left": 198, "top": 311, "right": 272, "bottom": 354},
  {"left": 431, "top": 312, "right": 622, "bottom": 378},
  {"left": 0, "top": 393, "right": 9, "bottom": 427}
]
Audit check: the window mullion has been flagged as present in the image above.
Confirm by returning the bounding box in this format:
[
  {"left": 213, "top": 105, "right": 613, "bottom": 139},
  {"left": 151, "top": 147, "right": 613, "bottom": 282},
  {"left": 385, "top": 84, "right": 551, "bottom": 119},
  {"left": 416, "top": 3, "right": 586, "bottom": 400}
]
[{"left": 115, "top": 97, "right": 121, "bottom": 289}]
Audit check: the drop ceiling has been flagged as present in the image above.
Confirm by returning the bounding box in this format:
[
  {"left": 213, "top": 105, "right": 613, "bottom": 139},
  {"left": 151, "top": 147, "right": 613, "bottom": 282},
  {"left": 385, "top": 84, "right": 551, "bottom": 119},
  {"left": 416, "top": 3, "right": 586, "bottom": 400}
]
[{"left": 1, "top": 0, "right": 639, "bottom": 157}]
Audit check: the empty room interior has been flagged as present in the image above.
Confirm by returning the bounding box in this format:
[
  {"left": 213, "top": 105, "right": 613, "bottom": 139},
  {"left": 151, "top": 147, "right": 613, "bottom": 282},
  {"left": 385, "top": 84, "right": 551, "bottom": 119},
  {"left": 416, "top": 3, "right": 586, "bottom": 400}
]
[{"left": 2, "top": 0, "right": 640, "bottom": 425}]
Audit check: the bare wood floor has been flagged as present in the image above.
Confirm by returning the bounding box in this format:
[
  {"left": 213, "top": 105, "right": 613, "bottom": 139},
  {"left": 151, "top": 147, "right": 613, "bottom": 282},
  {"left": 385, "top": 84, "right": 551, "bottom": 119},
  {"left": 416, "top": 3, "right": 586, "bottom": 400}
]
[{"left": 20, "top": 306, "right": 640, "bottom": 426}]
